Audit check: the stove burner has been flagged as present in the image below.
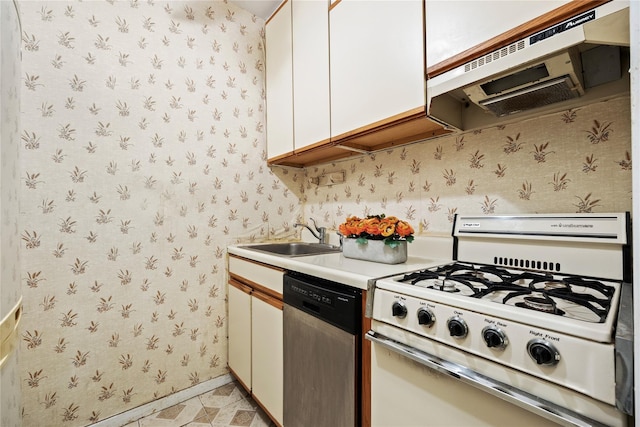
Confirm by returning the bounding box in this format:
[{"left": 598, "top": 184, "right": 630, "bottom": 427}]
[
  {"left": 467, "top": 271, "right": 485, "bottom": 280},
  {"left": 432, "top": 279, "right": 460, "bottom": 293},
  {"left": 544, "top": 281, "right": 569, "bottom": 291},
  {"left": 517, "top": 296, "right": 565, "bottom": 316}
]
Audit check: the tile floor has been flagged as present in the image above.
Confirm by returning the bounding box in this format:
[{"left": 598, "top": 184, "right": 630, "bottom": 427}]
[{"left": 122, "top": 381, "right": 276, "bottom": 427}]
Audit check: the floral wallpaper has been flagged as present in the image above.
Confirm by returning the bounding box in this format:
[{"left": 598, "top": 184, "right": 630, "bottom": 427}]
[
  {"left": 303, "top": 96, "right": 632, "bottom": 234},
  {"left": 18, "top": 1, "right": 302, "bottom": 426},
  {"left": 15, "top": 0, "right": 633, "bottom": 425},
  {"left": 1, "top": 1, "right": 22, "bottom": 426}
]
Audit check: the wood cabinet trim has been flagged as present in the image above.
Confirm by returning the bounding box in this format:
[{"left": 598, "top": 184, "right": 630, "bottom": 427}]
[
  {"left": 293, "top": 136, "right": 333, "bottom": 154},
  {"left": 229, "top": 272, "right": 283, "bottom": 301},
  {"left": 267, "top": 108, "right": 451, "bottom": 167},
  {"left": 268, "top": 144, "right": 353, "bottom": 167},
  {"left": 252, "top": 394, "right": 283, "bottom": 427},
  {"left": 361, "top": 290, "right": 371, "bottom": 427},
  {"left": 265, "top": 0, "right": 289, "bottom": 26},
  {"left": 427, "top": 0, "right": 611, "bottom": 78},
  {"left": 332, "top": 106, "right": 427, "bottom": 141},
  {"left": 229, "top": 278, "right": 252, "bottom": 295},
  {"left": 229, "top": 253, "right": 286, "bottom": 273},
  {"left": 228, "top": 366, "right": 251, "bottom": 394},
  {"left": 253, "top": 290, "right": 284, "bottom": 310},
  {"left": 266, "top": 150, "right": 295, "bottom": 164}
]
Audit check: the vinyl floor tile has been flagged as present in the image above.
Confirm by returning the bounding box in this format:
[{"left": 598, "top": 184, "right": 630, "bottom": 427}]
[{"left": 129, "top": 381, "right": 276, "bottom": 427}]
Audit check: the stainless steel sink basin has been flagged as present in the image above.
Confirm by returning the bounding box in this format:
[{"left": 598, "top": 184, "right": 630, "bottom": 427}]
[{"left": 242, "top": 242, "right": 341, "bottom": 257}]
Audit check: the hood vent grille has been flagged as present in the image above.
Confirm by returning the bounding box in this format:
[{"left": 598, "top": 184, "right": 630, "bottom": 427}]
[
  {"left": 479, "top": 76, "right": 579, "bottom": 117},
  {"left": 426, "top": 3, "right": 629, "bottom": 131},
  {"left": 464, "top": 40, "right": 526, "bottom": 73}
]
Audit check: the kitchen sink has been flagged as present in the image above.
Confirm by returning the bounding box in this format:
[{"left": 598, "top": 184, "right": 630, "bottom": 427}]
[{"left": 242, "top": 242, "right": 341, "bottom": 257}]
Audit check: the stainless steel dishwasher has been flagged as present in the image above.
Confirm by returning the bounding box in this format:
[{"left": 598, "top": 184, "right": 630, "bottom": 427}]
[{"left": 283, "top": 272, "right": 362, "bottom": 427}]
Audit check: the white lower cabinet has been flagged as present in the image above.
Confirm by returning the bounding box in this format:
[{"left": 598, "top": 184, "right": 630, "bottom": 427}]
[
  {"left": 227, "top": 283, "right": 252, "bottom": 389},
  {"left": 251, "top": 294, "right": 283, "bottom": 423},
  {"left": 228, "top": 255, "right": 284, "bottom": 426}
]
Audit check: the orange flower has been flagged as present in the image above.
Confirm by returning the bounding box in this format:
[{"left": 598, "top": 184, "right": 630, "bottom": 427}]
[
  {"left": 396, "top": 220, "right": 414, "bottom": 237},
  {"left": 341, "top": 216, "right": 361, "bottom": 235},
  {"left": 364, "top": 218, "right": 381, "bottom": 235},
  {"left": 378, "top": 220, "right": 395, "bottom": 237},
  {"left": 339, "top": 223, "right": 350, "bottom": 236},
  {"left": 354, "top": 219, "right": 367, "bottom": 235},
  {"left": 338, "top": 214, "right": 414, "bottom": 241}
]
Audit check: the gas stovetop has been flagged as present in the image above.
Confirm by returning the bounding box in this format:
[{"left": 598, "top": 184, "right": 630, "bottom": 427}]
[
  {"left": 397, "top": 261, "right": 618, "bottom": 324},
  {"left": 375, "top": 265, "right": 623, "bottom": 345}
]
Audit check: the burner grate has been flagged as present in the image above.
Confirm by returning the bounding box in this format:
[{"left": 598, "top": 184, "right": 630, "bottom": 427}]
[{"left": 396, "top": 262, "right": 615, "bottom": 323}]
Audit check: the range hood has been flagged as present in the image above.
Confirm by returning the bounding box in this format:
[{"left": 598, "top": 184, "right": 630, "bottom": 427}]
[{"left": 427, "top": 1, "right": 630, "bottom": 131}]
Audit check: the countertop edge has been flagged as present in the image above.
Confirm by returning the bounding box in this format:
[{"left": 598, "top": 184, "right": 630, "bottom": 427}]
[{"left": 228, "top": 244, "right": 450, "bottom": 290}]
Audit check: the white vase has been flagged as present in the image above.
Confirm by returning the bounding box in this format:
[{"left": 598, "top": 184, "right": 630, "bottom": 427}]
[{"left": 342, "top": 238, "right": 407, "bottom": 264}]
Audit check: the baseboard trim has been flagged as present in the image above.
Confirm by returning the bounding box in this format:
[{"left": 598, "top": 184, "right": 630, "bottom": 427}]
[{"left": 90, "top": 373, "right": 234, "bottom": 426}]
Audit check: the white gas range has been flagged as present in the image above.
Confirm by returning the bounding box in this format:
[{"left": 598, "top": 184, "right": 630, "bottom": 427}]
[{"left": 366, "top": 213, "right": 633, "bottom": 427}]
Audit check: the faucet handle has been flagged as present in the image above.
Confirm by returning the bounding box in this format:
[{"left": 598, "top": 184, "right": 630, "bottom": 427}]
[{"left": 309, "top": 218, "right": 329, "bottom": 244}]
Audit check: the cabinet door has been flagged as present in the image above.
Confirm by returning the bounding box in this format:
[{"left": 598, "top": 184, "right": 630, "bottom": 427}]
[
  {"left": 228, "top": 282, "right": 252, "bottom": 390},
  {"left": 330, "top": 0, "right": 425, "bottom": 138},
  {"left": 292, "top": 0, "right": 331, "bottom": 150},
  {"left": 426, "top": 1, "right": 570, "bottom": 70},
  {"left": 251, "top": 293, "right": 283, "bottom": 425},
  {"left": 266, "top": 1, "right": 294, "bottom": 160}
]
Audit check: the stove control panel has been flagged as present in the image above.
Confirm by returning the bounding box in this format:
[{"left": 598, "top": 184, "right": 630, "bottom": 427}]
[{"left": 372, "top": 288, "right": 617, "bottom": 405}]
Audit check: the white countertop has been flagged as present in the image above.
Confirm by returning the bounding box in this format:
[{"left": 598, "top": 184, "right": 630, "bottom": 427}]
[{"left": 228, "top": 235, "right": 453, "bottom": 290}]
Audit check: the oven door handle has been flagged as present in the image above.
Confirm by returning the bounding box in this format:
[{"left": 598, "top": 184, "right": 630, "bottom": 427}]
[{"left": 366, "top": 330, "right": 609, "bottom": 427}]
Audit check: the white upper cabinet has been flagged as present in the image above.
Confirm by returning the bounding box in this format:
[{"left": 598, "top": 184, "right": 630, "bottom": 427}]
[
  {"left": 266, "top": 0, "right": 449, "bottom": 167},
  {"left": 292, "top": 0, "right": 331, "bottom": 149},
  {"left": 266, "top": 1, "right": 294, "bottom": 160},
  {"left": 425, "top": 0, "right": 570, "bottom": 70},
  {"left": 329, "top": 0, "right": 425, "bottom": 138}
]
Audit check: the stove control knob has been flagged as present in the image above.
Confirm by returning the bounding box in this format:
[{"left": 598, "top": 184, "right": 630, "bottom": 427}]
[
  {"left": 417, "top": 308, "right": 435, "bottom": 327},
  {"left": 391, "top": 301, "right": 407, "bottom": 319},
  {"left": 527, "top": 339, "right": 560, "bottom": 366},
  {"left": 447, "top": 316, "right": 468, "bottom": 339},
  {"left": 482, "top": 326, "right": 508, "bottom": 350}
]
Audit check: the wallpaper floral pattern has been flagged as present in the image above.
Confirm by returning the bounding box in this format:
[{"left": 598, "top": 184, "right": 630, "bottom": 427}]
[
  {"left": 16, "top": 0, "right": 633, "bottom": 425},
  {"left": 303, "top": 96, "right": 632, "bottom": 235},
  {"left": 18, "top": 1, "right": 302, "bottom": 426}
]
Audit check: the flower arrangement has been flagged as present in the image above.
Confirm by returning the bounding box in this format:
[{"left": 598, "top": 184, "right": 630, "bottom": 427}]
[{"left": 338, "top": 214, "right": 415, "bottom": 248}]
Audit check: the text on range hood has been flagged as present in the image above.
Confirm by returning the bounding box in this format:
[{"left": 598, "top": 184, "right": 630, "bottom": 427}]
[{"left": 426, "top": 1, "right": 630, "bottom": 131}]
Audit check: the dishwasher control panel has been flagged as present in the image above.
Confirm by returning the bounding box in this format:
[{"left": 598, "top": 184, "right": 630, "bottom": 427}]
[{"left": 284, "top": 272, "right": 362, "bottom": 334}]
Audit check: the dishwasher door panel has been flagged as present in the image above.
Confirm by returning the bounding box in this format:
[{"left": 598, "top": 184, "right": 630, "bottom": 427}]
[{"left": 284, "top": 305, "right": 357, "bottom": 427}]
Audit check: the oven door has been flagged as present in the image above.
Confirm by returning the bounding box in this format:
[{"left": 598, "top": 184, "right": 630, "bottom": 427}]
[{"left": 367, "top": 330, "right": 619, "bottom": 427}]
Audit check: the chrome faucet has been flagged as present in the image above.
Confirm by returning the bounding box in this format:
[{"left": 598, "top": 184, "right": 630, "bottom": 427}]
[{"left": 294, "top": 218, "right": 328, "bottom": 245}]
